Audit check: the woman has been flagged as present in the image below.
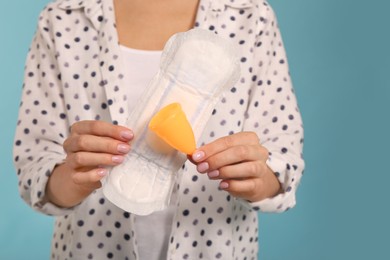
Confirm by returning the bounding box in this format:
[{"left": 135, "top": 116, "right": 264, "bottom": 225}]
[{"left": 14, "top": 0, "right": 304, "bottom": 259}]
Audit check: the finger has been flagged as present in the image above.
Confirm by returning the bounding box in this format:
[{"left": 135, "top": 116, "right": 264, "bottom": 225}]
[
  {"left": 71, "top": 168, "right": 107, "bottom": 188},
  {"left": 70, "top": 120, "right": 134, "bottom": 142},
  {"left": 207, "top": 161, "right": 266, "bottom": 180},
  {"left": 187, "top": 154, "right": 195, "bottom": 164},
  {"left": 67, "top": 152, "right": 124, "bottom": 169},
  {"left": 192, "top": 132, "right": 260, "bottom": 162},
  {"left": 199, "top": 145, "right": 265, "bottom": 173},
  {"left": 219, "top": 178, "right": 264, "bottom": 201},
  {"left": 64, "top": 134, "right": 131, "bottom": 154}
]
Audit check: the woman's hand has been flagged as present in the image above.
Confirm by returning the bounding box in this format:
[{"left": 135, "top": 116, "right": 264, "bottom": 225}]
[
  {"left": 46, "top": 120, "right": 134, "bottom": 208},
  {"left": 191, "top": 132, "right": 282, "bottom": 202}
]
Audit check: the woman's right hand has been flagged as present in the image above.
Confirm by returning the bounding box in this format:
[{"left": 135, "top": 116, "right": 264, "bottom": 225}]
[{"left": 46, "top": 120, "right": 134, "bottom": 208}]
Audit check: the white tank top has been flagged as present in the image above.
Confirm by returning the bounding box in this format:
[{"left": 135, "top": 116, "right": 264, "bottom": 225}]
[
  {"left": 120, "top": 45, "right": 162, "bottom": 112},
  {"left": 119, "top": 45, "right": 175, "bottom": 260}
]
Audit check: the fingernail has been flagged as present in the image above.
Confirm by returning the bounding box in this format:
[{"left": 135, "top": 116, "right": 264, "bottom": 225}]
[
  {"left": 120, "top": 130, "right": 133, "bottom": 140},
  {"left": 97, "top": 169, "right": 108, "bottom": 177},
  {"left": 112, "top": 155, "right": 124, "bottom": 163},
  {"left": 197, "top": 162, "right": 209, "bottom": 173},
  {"left": 192, "top": 150, "right": 205, "bottom": 162},
  {"left": 219, "top": 182, "right": 229, "bottom": 189},
  {"left": 208, "top": 170, "right": 219, "bottom": 178},
  {"left": 117, "top": 144, "right": 130, "bottom": 153}
]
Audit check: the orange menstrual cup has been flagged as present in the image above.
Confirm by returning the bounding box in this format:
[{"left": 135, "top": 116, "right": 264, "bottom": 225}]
[{"left": 149, "top": 103, "right": 196, "bottom": 155}]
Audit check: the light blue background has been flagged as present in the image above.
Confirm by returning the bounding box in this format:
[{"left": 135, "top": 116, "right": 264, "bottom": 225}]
[{"left": 1, "top": 0, "right": 389, "bottom": 259}]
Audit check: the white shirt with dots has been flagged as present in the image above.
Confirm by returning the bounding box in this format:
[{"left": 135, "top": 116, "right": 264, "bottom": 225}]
[{"left": 14, "top": 0, "right": 305, "bottom": 259}]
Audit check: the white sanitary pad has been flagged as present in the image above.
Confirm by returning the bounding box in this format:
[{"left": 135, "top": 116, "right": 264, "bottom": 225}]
[{"left": 102, "top": 28, "right": 240, "bottom": 215}]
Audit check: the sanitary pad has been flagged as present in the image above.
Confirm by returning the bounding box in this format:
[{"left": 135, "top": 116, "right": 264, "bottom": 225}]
[{"left": 102, "top": 28, "right": 240, "bottom": 215}]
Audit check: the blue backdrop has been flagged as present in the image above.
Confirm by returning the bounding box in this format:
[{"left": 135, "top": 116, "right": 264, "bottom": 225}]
[{"left": 1, "top": 0, "right": 389, "bottom": 259}]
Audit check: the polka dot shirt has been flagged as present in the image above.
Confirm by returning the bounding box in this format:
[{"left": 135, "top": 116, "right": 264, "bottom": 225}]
[{"left": 13, "top": 0, "right": 305, "bottom": 259}]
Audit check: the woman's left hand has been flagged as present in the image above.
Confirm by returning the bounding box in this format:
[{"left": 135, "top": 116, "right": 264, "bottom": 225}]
[{"left": 191, "top": 132, "right": 282, "bottom": 202}]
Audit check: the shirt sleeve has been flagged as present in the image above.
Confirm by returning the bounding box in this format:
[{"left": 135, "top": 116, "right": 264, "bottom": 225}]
[
  {"left": 13, "top": 5, "right": 73, "bottom": 216},
  {"left": 240, "top": 2, "right": 305, "bottom": 213}
]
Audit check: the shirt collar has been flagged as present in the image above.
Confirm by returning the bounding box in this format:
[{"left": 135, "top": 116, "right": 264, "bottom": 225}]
[
  {"left": 58, "top": 0, "right": 89, "bottom": 10},
  {"left": 58, "top": 0, "right": 104, "bottom": 30},
  {"left": 210, "top": 0, "right": 253, "bottom": 17},
  {"left": 224, "top": 0, "right": 254, "bottom": 8},
  {"left": 57, "top": 0, "right": 254, "bottom": 11}
]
